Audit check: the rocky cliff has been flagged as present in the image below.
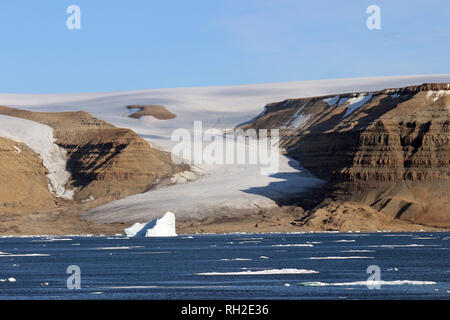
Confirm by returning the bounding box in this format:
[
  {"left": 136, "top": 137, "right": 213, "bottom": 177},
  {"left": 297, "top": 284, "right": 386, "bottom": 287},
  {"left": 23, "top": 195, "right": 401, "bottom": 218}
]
[
  {"left": 0, "top": 106, "right": 187, "bottom": 218},
  {"left": 241, "top": 83, "right": 450, "bottom": 229},
  {"left": 0, "top": 137, "right": 58, "bottom": 215}
]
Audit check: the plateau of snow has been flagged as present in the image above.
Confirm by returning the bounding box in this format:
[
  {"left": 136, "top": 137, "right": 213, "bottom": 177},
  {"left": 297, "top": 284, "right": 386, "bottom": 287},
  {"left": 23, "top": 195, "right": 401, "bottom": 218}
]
[
  {"left": 1, "top": 75, "right": 449, "bottom": 222},
  {"left": 0, "top": 115, "right": 73, "bottom": 199},
  {"left": 2, "top": 75, "right": 449, "bottom": 148}
]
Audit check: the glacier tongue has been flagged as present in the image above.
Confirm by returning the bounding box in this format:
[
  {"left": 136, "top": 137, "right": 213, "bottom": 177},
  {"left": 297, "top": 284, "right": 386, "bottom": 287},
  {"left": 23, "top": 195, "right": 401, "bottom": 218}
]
[{"left": 124, "top": 212, "right": 177, "bottom": 237}]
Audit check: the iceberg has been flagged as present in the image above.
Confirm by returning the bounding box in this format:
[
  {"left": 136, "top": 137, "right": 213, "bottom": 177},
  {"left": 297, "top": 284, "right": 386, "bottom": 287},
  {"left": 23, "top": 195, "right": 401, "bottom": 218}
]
[
  {"left": 145, "top": 212, "right": 177, "bottom": 237},
  {"left": 124, "top": 222, "right": 149, "bottom": 237},
  {"left": 123, "top": 212, "right": 177, "bottom": 237}
]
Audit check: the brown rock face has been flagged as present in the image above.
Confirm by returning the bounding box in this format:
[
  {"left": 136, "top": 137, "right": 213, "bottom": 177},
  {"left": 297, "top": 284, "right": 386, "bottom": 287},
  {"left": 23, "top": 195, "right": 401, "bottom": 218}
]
[
  {"left": 126, "top": 105, "right": 176, "bottom": 120},
  {"left": 0, "top": 137, "right": 57, "bottom": 214},
  {"left": 241, "top": 83, "right": 450, "bottom": 228},
  {"left": 0, "top": 106, "right": 187, "bottom": 208}
]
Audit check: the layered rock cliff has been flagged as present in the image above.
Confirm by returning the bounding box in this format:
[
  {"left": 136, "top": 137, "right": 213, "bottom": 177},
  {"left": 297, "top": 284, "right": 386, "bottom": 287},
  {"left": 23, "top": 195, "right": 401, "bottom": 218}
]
[
  {"left": 241, "top": 83, "right": 450, "bottom": 228},
  {"left": 0, "top": 106, "right": 187, "bottom": 212},
  {"left": 0, "top": 137, "right": 58, "bottom": 215}
]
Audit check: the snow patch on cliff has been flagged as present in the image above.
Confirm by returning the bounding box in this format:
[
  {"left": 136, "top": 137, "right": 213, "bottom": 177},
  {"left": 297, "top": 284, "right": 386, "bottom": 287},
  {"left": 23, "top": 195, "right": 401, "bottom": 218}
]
[
  {"left": 0, "top": 115, "right": 74, "bottom": 199},
  {"left": 426, "top": 90, "right": 450, "bottom": 101},
  {"left": 342, "top": 94, "right": 373, "bottom": 118},
  {"left": 323, "top": 95, "right": 340, "bottom": 106}
]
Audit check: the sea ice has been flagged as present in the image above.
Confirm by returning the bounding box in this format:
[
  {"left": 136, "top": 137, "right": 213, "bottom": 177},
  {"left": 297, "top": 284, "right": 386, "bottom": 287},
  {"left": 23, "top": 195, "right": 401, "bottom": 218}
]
[
  {"left": 196, "top": 268, "right": 319, "bottom": 276},
  {"left": 298, "top": 280, "right": 436, "bottom": 286},
  {"left": 307, "top": 256, "right": 373, "bottom": 260}
]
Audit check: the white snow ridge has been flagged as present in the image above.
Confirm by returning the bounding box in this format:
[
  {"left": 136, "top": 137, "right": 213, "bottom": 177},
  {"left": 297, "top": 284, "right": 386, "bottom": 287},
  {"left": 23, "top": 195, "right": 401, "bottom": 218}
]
[{"left": 0, "top": 115, "right": 74, "bottom": 199}]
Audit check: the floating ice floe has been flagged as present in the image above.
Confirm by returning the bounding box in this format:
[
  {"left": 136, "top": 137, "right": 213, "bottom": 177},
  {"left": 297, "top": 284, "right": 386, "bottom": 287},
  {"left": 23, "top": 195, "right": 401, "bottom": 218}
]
[
  {"left": 94, "top": 246, "right": 144, "bottom": 250},
  {"left": 272, "top": 243, "right": 314, "bottom": 247},
  {"left": 368, "top": 244, "right": 439, "bottom": 248},
  {"left": 196, "top": 268, "right": 319, "bottom": 276},
  {"left": 123, "top": 212, "right": 177, "bottom": 237},
  {"left": 298, "top": 280, "right": 436, "bottom": 287},
  {"left": 387, "top": 267, "right": 399, "bottom": 272},
  {"left": 238, "top": 241, "right": 260, "bottom": 244},
  {"left": 307, "top": 256, "right": 373, "bottom": 260},
  {"left": 0, "top": 253, "right": 49, "bottom": 257},
  {"left": 31, "top": 238, "right": 72, "bottom": 242},
  {"left": 412, "top": 237, "right": 437, "bottom": 240}
]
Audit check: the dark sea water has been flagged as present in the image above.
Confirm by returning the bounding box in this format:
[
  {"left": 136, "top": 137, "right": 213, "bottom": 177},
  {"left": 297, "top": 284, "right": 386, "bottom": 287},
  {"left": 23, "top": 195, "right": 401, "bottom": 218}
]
[{"left": 0, "top": 232, "right": 449, "bottom": 300}]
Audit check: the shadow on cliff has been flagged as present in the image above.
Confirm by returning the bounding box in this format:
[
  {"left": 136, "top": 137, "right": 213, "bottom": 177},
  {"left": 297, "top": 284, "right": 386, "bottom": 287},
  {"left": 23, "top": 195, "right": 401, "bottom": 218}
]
[
  {"left": 67, "top": 143, "right": 127, "bottom": 189},
  {"left": 240, "top": 158, "right": 325, "bottom": 206},
  {"left": 240, "top": 95, "right": 416, "bottom": 208}
]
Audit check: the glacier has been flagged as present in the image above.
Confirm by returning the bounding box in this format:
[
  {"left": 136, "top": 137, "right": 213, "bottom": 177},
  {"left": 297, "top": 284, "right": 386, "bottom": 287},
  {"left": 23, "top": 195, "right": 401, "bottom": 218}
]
[{"left": 1, "top": 75, "right": 450, "bottom": 223}]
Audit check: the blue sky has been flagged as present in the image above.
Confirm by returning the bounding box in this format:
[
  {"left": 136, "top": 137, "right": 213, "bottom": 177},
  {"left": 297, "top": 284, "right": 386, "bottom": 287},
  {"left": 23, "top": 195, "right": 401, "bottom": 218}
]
[{"left": 0, "top": 0, "right": 449, "bottom": 93}]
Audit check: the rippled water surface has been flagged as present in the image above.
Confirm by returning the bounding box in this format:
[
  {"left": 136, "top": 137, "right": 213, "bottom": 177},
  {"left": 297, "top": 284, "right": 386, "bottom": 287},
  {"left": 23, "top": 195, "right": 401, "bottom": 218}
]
[{"left": 0, "top": 232, "right": 449, "bottom": 299}]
